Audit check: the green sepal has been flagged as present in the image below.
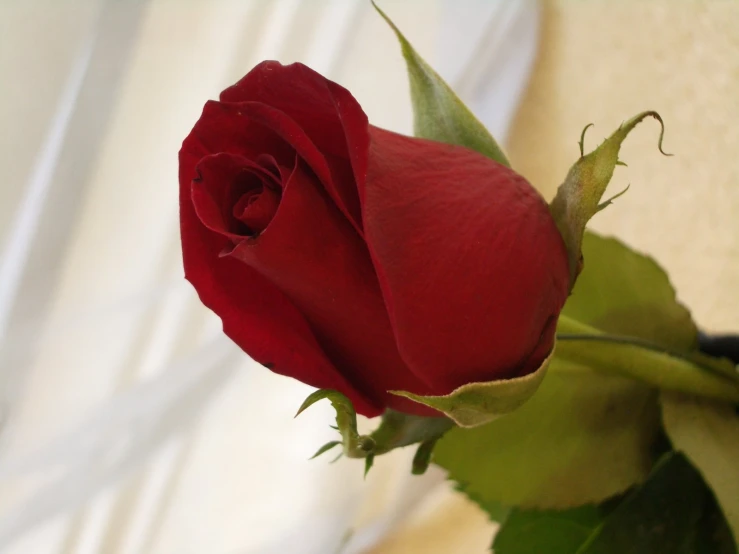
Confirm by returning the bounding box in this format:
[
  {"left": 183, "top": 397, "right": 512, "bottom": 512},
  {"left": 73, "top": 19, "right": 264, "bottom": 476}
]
[
  {"left": 297, "top": 390, "right": 454, "bottom": 475},
  {"left": 295, "top": 389, "right": 374, "bottom": 458},
  {"left": 550, "top": 111, "right": 672, "bottom": 288},
  {"left": 364, "top": 454, "right": 375, "bottom": 478},
  {"left": 411, "top": 439, "right": 438, "bottom": 475},
  {"left": 372, "top": 1, "right": 510, "bottom": 166},
  {"left": 369, "top": 409, "right": 454, "bottom": 453},
  {"left": 390, "top": 350, "right": 552, "bottom": 428},
  {"left": 309, "top": 440, "right": 342, "bottom": 460}
]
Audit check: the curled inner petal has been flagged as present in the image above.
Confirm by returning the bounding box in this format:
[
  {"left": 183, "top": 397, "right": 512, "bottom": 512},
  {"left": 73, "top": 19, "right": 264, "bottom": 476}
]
[
  {"left": 192, "top": 152, "right": 285, "bottom": 242},
  {"left": 233, "top": 184, "right": 281, "bottom": 234}
]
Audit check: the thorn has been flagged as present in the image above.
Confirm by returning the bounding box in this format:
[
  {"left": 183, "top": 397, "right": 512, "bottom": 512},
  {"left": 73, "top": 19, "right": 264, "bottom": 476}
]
[
  {"left": 615, "top": 160, "right": 628, "bottom": 167},
  {"left": 364, "top": 454, "right": 376, "bottom": 478},
  {"left": 578, "top": 123, "right": 594, "bottom": 157}
]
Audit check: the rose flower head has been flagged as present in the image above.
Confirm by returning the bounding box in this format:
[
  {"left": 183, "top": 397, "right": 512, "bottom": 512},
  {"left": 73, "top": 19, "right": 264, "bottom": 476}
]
[{"left": 179, "top": 61, "right": 570, "bottom": 418}]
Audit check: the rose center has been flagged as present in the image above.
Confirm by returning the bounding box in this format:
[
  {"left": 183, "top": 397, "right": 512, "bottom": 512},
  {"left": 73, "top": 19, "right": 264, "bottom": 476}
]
[
  {"left": 232, "top": 182, "right": 281, "bottom": 235},
  {"left": 191, "top": 152, "right": 285, "bottom": 243}
]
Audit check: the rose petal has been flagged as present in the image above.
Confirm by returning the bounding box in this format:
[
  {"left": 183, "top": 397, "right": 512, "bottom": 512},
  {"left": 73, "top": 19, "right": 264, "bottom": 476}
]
[
  {"left": 185, "top": 100, "right": 295, "bottom": 167},
  {"left": 360, "top": 127, "right": 570, "bottom": 391},
  {"left": 221, "top": 61, "right": 368, "bottom": 234},
  {"left": 179, "top": 148, "right": 382, "bottom": 416},
  {"left": 229, "top": 158, "right": 439, "bottom": 412}
]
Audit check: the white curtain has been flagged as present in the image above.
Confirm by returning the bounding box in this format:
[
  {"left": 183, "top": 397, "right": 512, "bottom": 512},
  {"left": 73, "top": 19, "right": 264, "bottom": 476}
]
[{"left": 0, "top": 1, "right": 539, "bottom": 552}]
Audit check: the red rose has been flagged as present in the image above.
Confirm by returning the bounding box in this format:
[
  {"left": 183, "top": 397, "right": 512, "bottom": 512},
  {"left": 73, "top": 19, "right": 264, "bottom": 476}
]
[{"left": 179, "top": 61, "right": 570, "bottom": 417}]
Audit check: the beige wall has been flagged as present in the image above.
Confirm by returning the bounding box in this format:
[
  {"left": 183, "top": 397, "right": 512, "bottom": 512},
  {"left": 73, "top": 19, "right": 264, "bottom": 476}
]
[
  {"left": 509, "top": 0, "right": 739, "bottom": 332},
  {"left": 368, "top": 1, "right": 739, "bottom": 551}
]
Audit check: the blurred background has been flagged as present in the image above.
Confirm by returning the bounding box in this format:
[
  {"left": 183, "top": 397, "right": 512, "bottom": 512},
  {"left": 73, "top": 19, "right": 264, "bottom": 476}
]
[{"left": 0, "top": 0, "right": 737, "bottom": 553}]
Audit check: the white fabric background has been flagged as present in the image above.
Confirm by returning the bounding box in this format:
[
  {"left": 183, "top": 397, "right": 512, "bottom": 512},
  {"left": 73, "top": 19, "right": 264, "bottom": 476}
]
[{"left": 0, "top": 1, "right": 538, "bottom": 552}]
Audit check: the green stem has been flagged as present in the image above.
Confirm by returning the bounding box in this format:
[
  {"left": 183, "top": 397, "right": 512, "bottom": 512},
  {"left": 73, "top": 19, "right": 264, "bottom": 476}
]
[
  {"left": 369, "top": 410, "right": 454, "bottom": 455},
  {"left": 556, "top": 315, "right": 739, "bottom": 403}
]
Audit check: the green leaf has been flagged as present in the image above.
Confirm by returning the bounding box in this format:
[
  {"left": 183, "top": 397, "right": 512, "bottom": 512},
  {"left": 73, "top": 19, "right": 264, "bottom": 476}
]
[
  {"left": 391, "top": 351, "right": 551, "bottom": 428},
  {"left": 493, "top": 453, "right": 737, "bottom": 554},
  {"left": 550, "top": 112, "right": 671, "bottom": 286},
  {"left": 556, "top": 234, "right": 739, "bottom": 403},
  {"left": 555, "top": 320, "right": 739, "bottom": 404},
  {"left": 433, "top": 364, "right": 660, "bottom": 510},
  {"left": 690, "top": 490, "right": 739, "bottom": 554},
  {"left": 661, "top": 392, "right": 739, "bottom": 547},
  {"left": 372, "top": 1, "right": 509, "bottom": 166},
  {"left": 689, "top": 351, "right": 739, "bottom": 382},
  {"left": 454, "top": 482, "right": 511, "bottom": 523},
  {"left": 561, "top": 232, "right": 697, "bottom": 351},
  {"left": 493, "top": 505, "right": 605, "bottom": 554},
  {"left": 577, "top": 453, "right": 708, "bottom": 553}
]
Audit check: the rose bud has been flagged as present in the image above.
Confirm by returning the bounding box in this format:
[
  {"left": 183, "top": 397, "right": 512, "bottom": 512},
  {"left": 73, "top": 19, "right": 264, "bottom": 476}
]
[{"left": 179, "top": 61, "right": 570, "bottom": 418}]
